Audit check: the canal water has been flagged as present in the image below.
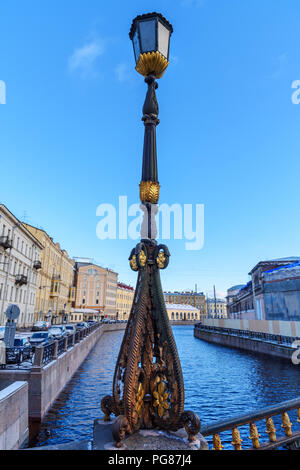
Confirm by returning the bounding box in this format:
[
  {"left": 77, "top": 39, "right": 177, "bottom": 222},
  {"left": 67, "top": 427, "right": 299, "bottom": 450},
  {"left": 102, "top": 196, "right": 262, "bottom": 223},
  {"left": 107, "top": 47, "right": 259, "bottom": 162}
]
[{"left": 31, "top": 326, "right": 300, "bottom": 450}]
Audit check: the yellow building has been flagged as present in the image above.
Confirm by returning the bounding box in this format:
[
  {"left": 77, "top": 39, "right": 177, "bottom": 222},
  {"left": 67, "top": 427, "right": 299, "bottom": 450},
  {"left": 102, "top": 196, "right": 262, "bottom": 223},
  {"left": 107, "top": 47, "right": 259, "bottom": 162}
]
[
  {"left": 206, "top": 298, "right": 227, "bottom": 318},
  {"left": 164, "top": 291, "right": 206, "bottom": 316},
  {"left": 116, "top": 283, "right": 135, "bottom": 320},
  {"left": 23, "top": 224, "right": 75, "bottom": 324},
  {"left": 74, "top": 261, "right": 118, "bottom": 320},
  {"left": 166, "top": 303, "right": 200, "bottom": 322}
]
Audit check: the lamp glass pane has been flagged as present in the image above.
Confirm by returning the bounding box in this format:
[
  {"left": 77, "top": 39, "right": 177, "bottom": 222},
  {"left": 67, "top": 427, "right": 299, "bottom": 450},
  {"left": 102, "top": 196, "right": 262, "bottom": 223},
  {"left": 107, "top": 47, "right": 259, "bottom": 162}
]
[
  {"left": 157, "top": 21, "right": 170, "bottom": 59},
  {"left": 133, "top": 29, "right": 140, "bottom": 62},
  {"left": 139, "top": 19, "right": 156, "bottom": 53}
]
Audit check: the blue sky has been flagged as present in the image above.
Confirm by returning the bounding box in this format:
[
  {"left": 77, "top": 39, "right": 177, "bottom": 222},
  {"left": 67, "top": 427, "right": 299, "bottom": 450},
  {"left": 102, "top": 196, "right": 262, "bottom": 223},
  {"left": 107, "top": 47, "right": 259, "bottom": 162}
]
[{"left": 1, "top": 0, "right": 300, "bottom": 298}]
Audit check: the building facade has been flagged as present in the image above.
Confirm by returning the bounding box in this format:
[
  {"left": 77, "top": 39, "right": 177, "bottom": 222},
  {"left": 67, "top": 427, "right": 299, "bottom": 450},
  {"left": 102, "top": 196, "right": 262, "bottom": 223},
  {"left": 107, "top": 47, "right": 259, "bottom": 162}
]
[
  {"left": 0, "top": 205, "right": 43, "bottom": 327},
  {"left": 227, "top": 257, "right": 300, "bottom": 321},
  {"left": 165, "top": 303, "right": 200, "bottom": 321},
  {"left": 104, "top": 269, "right": 118, "bottom": 318},
  {"left": 206, "top": 298, "right": 227, "bottom": 318},
  {"left": 74, "top": 262, "right": 118, "bottom": 319},
  {"left": 23, "top": 224, "right": 75, "bottom": 324},
  {"left": 116, "top": 283, "right": 134, "bottom": 320},
  {"left": 164, "top": 291, "right": 206, "bottom": 316}
]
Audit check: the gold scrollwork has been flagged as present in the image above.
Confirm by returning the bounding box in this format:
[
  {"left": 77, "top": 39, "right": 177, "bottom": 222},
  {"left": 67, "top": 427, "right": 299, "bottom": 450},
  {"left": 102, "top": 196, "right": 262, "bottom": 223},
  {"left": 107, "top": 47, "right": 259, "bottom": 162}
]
[
  {"left": 139, "top": 250, "right": 147, "bottom": 267},
  {"left": 130, "top": 255, "right": 138, "bottom": 271},
  {"left": 249, "top": 422, "right": 260, "bottom": 449},
  {"left": 266, "top": 417, "right": 277, "bottom": 442},
  {"left": 136, "top": 383, "right": 145, "bottom": 419},
  {"left": 136, "top": 51, "right": 169, "bottom": 79},
  {"left": 153, "top": 379, "right": 170, "bottom": 418},
  {"left": 156, "top": 251, "right": 166, "bottom": 269},
  {"left": 281, "top": 412, "right": 293, "bottom": 437},
  {"left": 231, "top": 427, "right": 243, "bottom": 450},
  {"left": 212, "top": 433, "right": 224, "bottom": 450}
]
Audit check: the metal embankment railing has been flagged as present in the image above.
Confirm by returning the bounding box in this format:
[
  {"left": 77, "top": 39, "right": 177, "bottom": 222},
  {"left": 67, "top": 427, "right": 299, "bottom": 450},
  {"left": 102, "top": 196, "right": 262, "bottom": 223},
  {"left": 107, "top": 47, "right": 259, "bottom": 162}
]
[
  {"left": 194, "top": 324, "right": 298, "bottom": 348},
  {"left": 201, "top": 397, "right": 300, "bottom": 450},
  {"left": 37, "top": 323, "right": 103, "bottom": 367}
]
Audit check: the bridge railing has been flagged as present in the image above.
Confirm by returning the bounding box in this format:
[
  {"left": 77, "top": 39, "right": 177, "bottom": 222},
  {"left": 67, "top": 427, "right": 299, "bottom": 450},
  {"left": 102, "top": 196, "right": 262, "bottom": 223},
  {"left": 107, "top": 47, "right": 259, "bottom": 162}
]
[
  {"left": 201, "top": 397, "right": 300, "bottom": 450},
  {"left": 194, "top": 324, "right": 298, "bottom": 347}
]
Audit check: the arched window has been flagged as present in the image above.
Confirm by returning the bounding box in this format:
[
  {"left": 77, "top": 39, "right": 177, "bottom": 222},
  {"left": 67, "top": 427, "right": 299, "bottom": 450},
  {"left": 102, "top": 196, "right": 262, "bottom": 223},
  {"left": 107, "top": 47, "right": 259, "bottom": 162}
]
[
  {"left": 176, "top": 312, "right": 179, "bottom": 319},
  {"left": 171, "top": 312, "right": 174, "bottom": 319}
]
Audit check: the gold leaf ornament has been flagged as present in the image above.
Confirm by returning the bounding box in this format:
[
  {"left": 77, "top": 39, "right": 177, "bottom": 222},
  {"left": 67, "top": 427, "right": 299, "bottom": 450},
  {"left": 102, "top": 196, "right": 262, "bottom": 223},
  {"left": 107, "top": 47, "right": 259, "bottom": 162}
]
[
  {"left": 135, "top": 383, "right": 145, "bottom": 418},
  {"left": 153, "top": 381, "right": 170, "bottom": 418}
]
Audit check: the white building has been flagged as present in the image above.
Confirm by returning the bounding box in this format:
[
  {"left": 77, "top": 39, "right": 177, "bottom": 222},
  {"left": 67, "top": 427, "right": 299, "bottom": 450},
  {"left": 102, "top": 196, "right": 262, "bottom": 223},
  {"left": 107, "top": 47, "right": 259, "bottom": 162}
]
[
  {"left": 0, "top": 205, "right": 43, "bottom": 327},
  {"left": 165, "top": 303, "right": 200, "bottom": 321}
]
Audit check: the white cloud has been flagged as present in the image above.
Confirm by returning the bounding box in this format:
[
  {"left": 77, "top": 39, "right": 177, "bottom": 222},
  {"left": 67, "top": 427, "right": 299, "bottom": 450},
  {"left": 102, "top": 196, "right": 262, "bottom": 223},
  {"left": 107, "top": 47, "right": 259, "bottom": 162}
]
[
  {"left": 115, "top": 62, "right": 139, "bottom": 85},
  {"left": 68, "top": 39, "right": 105, "bottom": 78},
  {"left": 115, "top": 63, "right": 130, "bottom": 83}
]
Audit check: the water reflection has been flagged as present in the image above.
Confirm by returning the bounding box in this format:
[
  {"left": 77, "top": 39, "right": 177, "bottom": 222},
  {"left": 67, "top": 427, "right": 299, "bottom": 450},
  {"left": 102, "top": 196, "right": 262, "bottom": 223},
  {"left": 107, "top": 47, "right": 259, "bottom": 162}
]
[{"left": 31, "top": 326, "right": 300, "bottom": 449}]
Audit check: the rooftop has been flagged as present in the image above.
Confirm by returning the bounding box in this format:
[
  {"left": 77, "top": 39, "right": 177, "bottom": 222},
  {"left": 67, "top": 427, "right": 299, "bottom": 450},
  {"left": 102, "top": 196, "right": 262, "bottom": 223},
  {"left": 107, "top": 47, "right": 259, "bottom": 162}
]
[{"left": 165, "top": 303, "right": 200, "bottom": 311}]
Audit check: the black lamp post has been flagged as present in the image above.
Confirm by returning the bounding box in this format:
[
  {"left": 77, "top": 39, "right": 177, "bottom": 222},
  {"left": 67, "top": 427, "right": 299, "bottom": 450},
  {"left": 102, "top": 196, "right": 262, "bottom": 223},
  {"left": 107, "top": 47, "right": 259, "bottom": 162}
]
[{"left": 101, "top": 12, "right": 200, "bottom": 448}]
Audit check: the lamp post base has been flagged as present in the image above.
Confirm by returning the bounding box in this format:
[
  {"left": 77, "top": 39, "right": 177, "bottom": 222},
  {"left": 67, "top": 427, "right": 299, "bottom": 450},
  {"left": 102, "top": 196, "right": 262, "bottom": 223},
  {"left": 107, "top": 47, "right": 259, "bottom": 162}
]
[{"left": 93, "top": 419, "right": 208, "bottom": 450}]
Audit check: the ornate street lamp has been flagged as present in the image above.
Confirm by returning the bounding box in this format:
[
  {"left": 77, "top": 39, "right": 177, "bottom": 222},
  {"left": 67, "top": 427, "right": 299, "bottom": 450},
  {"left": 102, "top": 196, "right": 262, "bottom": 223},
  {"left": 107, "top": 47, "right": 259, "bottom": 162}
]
[{"left": 101, "top": 12, "right": 200, "bottom": 448}]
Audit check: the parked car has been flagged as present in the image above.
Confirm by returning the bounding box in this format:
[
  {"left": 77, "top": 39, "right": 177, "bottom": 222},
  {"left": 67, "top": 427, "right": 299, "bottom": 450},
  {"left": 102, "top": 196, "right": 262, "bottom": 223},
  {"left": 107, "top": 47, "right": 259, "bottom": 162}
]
[
  {"left": 32, "top": 321, "right": 48, "bottom": 332},
  {"left": 48, "top": 327, "right": 65, "bottom": 339},
  {"left": 54, "top": 325, "right": 67, "bottom": 336},
  {"left": 76, "top": 322, "right": 87, "bottom": 330},
  {"left": 102, "top": 318, "right": 110, "bottom": 324},
  {"left": 65, "top": 325, "right": 76, "bottom": 335},
  {"left": 29, "top": 332, "right": 53, "bottom": 350},
  {"left": 6, "top": 337, "right": 32, "bottom": 364}
]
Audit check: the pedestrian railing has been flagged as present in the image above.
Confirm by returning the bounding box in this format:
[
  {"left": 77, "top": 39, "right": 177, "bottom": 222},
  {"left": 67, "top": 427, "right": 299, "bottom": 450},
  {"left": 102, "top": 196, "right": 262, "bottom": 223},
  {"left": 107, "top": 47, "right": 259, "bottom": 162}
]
[
  {"left": 67, "top": 333, "right": 74, "bottom": 348},
  {"left": 0, "top": 322, "right": 118, "bottom": 370},
  {"left": 201, "top": 397, "right": 300, "bottom": 450},
  {"left": 34, "top": 323, "right": 102, "bottom": 367},
  {"left": 57, "top": 337, "right": 66, "bottom": 356},
  {"left": 194, "top": 324, "right": 298, "bottom": 348},
  {"left": 42, "top": 341, "right": 56, "bottom": 365}
]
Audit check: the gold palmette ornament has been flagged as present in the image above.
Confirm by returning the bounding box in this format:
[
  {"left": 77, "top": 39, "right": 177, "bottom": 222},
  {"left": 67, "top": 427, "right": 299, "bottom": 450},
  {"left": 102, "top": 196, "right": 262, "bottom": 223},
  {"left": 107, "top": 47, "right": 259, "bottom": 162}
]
[
  {"left": 136, "top": 51, "right": 169, "bottom": 79},
  {"left": 266, "top": 417, "right": 277, "bottom": 442},
  {"left": 281, "top": 412, "right": 293, "bottom": 437},
  {"left": 249, "top": 422, "right": 260, "bottom": 449}
]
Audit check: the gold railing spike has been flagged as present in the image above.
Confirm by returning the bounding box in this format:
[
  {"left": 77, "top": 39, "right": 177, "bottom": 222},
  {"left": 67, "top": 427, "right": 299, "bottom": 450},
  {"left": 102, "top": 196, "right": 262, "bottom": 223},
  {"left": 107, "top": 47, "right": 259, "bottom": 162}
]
[
  {"left": 212, "top": 433, "right": 224, "bottom": 450},
  {"left": 266, "top": 417, "right": 277, "bottom": 442},
  {"left": 231, "top": 427, "right": 243, "bottom": 450},
  {"left": 249, "top": 422, "right": 260, "bottom": 449},
  {"left": 281, "top": 412, "right": 293, "bottom": 437}
]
